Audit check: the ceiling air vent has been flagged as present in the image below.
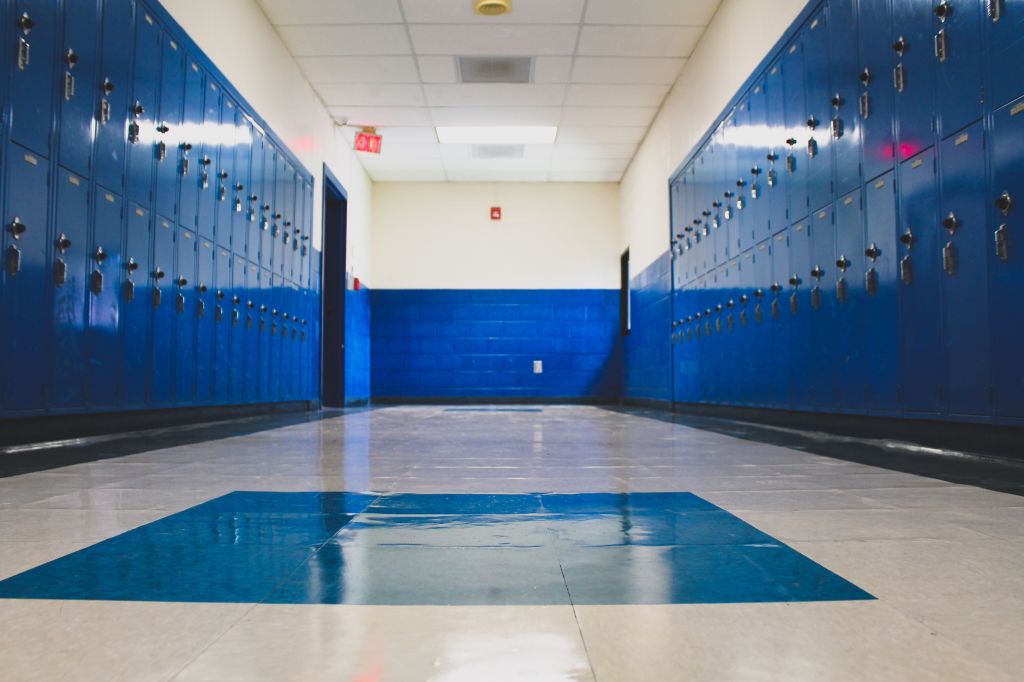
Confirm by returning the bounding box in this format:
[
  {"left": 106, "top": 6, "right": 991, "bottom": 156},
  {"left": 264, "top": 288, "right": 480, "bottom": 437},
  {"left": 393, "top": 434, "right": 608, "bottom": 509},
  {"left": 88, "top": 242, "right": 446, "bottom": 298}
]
[
  {"left": 458, "top": 56, "right": 532, "bottom": 84},
  {"left": 471, "top": 144, "right": 525, "bottom": 159}
]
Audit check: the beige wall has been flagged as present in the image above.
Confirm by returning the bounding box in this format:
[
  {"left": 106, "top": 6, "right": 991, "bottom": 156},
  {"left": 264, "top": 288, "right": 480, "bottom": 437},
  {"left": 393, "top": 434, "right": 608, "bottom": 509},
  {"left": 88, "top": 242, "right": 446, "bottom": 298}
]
[{"left": 371, "top": 183, "right": 621, "bottom": 289}]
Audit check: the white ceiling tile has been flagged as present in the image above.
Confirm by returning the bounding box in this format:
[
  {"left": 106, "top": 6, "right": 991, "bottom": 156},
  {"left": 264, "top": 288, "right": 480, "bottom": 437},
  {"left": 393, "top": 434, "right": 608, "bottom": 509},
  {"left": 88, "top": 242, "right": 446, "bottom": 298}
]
[
  {"left": 560, "top": 107, "right": 657, "bottom": 127},
  {"left": 371, "top": 169, "right": 449, "bottom": 181},
  {"left": 438, "top": 145, "right": 553, "bottom": 162},
  {"left": 571, "top": 57, "right": 685, "bottom": 84},
  {"left": 584, "top": 0, "right": 720, "bottom": 26},
  {"left": 445, "top": 169, "right": 551, "bottom": 182},
  {"left": 549, "top": 170, "right": 623, "bottom": 182},
  {"left": 564, "top": 84, "right": 669, "bottom": 107},
  {"left": 431, "top": 106, "right": 561, "bottom": 126},
  {"left": 364, "top": 143, "right": 441, "bottom": 161},
  {"left": 425, "top": 84, "right": 565, "bottom": 107},
  {"left": 257, "top": 0, "right": 403, "bottom": 25},
  {"left": 373, "top": 127, "right": 440, "bottom": 143},
  {"left": 329, "top": 106, "right": 434, "bottom": 127},
  {"left": 553, "top": 143, "right": 638, "bottom": 160},
  {"left": 409, "top": 25, "right": 579, "bottom": 56},
  {"left": 533, "top": 57, "right": 573, "bottom": 83},
  {"left": 316, "top": 84, "right": 426, "bottom": 106},
  {"left": 577, "top": 26, "right": 704, "bottom": 58},
  {"left": 401, "top": 0, "right": 585, "bottom": 23},
  {"left": 556, "top": 126, "right": 648, "bottom": 144},
  {"left": 417, "top": 56, "right": 458, "bottom": 83},
  {"left": 549, "top": 157, "right": 630, "bottom": 173},
  {"left": 297, "top": 57, "right": 420, "bottom": 84},
  {"left": 277, "top": 25, "right": 411, "bottom": 57}
]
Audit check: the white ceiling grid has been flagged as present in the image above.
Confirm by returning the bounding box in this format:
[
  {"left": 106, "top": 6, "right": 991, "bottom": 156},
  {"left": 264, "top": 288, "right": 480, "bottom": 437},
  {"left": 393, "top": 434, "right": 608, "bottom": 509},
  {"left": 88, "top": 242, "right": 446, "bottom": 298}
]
[{"left": 257, "top": 0, "right": 722, "bottom": 182}]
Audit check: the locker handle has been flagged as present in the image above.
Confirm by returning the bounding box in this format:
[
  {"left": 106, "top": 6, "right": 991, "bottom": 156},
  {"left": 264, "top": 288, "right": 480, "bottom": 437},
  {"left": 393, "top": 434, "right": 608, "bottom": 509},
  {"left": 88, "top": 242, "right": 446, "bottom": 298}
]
[
  {"left": 233, "top": 295, "right": 243, "bottom": 305},
  {"left": 65, "top": 49, "right": 79, "bottom": 68},
  {"left": 995, "top": 191, "right": 1013, "bottom": 215},
  {"left": 94, "top": 246, "right": 106, "bottom": 263},
  {"left": 726, "top": 300, "right": 735, "bottom": 309},
  {"left": 176, "top": 276, "right": 188, "bottom": 288},
  {"left": 246, "top": 300, "right": 253, "bottom": 308},
  {"left": 836, "top": 255, "right": 851, "bottom": 271},
  {"left": 712, "top": 201, "right": 722, "bottom": 208},
  {"left": 153, "top": 267, "right": 165, "bottom": 280},
  {"left": 133, "top": 101, "right": 145, "bottom": 117},
  {"left": 739, "top": 295, "right": 749, "bottom": 304},
  {"left": 284, "top": 220, "right": 293, "bottom": 227},
  {"left": 250, "top": 195, "right": 259, "bottom": 203},
  {"left": 785, "top": 138, "right": 797, "bottom": 146},
  {"left": 988, "top": 0, "right": 1002, "bottom": 21},
  {"left": 301, "top": 235, "right": 309, "bottom": 241},
  {"left": 182, "top": 142, "right": 192, "bottom": 152},
  {"left": 17, "top": 38, "right": 29, "bottom": 71},
  {"left": 19, "top": 12, "right": 35, "bottom": 33},
  {"left": 806, "top": 116, "right": 818, "bottom": 129},
  {"left": 735, "top": 180, "right": 746, "bottom": 187},
  {"left": 934, "top": 1, "right": 951, "bottom": 19},
  {"left": 750, "top": 166, "right": 761, "bottom": 175},
  {"left": 216, "top": 289, "right": 225, "bottom": 299},
  {"left": 103, "top": 78, "right": 115, "bottom": 95},
  {"left": 259, "top": 305, "right": 267, "bottom": 313},
  {"left": 8, "top": 218, "right": 27, "bottom": 238},
  {"left": 127, "top": 258, "right": 139, "bottom": 272},
  {"left": 273, "top": 213, "right": 282, "bottom": 220},
  {"left": 5, "top": 245, "right": 20, "bottom": 277},
  {"left": 695, "top": 312, "right": 703, "bottom": 320},
  {"left": 156, "top": 123, "right": 170, "bottom": 134},
  {"left": 995, "top": 225, "right": 1009, "bottom": 262},
  {"left": 831, "top": 94, "right": 843, "bottom": 109},
  {"left": 766, "top": 152, "right": 779, "bottom": 162},
  {"left": 201, "top": 157, "right": 211, "bottom": 167},
  {"left": 672, "top": 320, "right": 679, "bottom": 328},
  {"left": 198, "top": 283, "right": 208, "bottom": 294},
  {"left": 705, "top": 308, "right": 712, "bottom": 316},
  {"left": 900, "top": 230, "right": 915, "bottom": 248},
  {"left": 235, "top": 183, "right": 244, "bottom": 192},
  {"left": 714, "top": 304, "right": 723, "bottom": 313},
  {"left": 723, "top": 191, "right": 734, "bottom": 198},
  {"left": 864, "top": 244, "right": 881, "bottom": 261},
  {"left": 942, "top": 212, "right": 960, "bottom": 234},
  {"left": 56, "top": 234, "right": 72, "bottom": 252},
  {"left": 934, "top": 30, "right": 947, "bottom": 62},
  {"left": 702, "top": 210, "right": 712, "bottom": 217},
  {"left": 753, "top": 289, "right": 764, "bottom": 299},
  {"left": 811, "top": 266, "right": 824, "bottom": 279},
  {"left": 219, "top": 171, "right": 228, "bottom": 180},
  {"left": 893, "top": 36, "right": 907, "bottom": 56}
]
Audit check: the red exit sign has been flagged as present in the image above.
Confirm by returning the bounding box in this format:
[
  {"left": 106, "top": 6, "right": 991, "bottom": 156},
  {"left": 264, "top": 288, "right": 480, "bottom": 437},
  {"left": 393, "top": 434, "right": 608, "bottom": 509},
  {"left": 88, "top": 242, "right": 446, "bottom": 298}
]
[{"left": 354, "top": 130, "right": 383, "bottom": 154}]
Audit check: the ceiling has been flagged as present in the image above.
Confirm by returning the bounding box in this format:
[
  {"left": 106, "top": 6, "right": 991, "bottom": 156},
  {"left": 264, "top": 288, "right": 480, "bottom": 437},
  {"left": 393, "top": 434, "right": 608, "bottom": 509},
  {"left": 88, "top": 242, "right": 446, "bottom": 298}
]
[{"left": 256, "top": 0, "right": 722, "bottom": 182}]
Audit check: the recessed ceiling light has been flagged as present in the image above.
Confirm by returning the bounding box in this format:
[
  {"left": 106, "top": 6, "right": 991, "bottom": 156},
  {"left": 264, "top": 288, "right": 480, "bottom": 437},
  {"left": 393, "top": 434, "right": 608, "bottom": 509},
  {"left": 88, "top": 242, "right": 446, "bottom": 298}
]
[
  {"left": 474, "top": 0, "right": 512, "bottom": 16},
  {"left": 436, "top": 126, "right": 557, "bottom": 145}
]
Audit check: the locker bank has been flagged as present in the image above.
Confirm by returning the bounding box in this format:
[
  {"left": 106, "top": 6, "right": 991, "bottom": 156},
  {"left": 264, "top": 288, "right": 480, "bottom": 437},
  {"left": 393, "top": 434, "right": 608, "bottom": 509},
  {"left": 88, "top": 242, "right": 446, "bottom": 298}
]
[{"left": 1, "top": 1, "right": 1022, "bottom": 680}]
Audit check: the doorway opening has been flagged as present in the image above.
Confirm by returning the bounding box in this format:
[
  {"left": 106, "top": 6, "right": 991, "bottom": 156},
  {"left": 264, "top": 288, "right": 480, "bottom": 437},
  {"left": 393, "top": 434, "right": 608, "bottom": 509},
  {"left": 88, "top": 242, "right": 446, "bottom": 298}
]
[
  {"left": 620, "top": 248, "right": 631, "bottom": 336},
  {"left": 321, "top": 167, "right": 348, "bottom": 408}
]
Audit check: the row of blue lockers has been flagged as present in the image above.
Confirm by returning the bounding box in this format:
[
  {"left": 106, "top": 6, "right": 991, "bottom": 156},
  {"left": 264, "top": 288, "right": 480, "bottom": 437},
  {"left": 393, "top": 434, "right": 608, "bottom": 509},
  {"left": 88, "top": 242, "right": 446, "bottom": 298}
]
[
  {"left": 668, "top": 0, "right": 1024, "bottom": 424},
  {"left": 0, "top": 0, "right": 323, "bottom": 416}
]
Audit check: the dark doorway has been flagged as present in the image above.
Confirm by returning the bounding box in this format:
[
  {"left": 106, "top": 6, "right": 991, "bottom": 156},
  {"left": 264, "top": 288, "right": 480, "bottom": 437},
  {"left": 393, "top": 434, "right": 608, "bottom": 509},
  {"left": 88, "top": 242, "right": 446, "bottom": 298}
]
[
  {"left": 620, "top": 248, "right": 631, "bottom": 336},
  {"left": 321, "top": 167, "right": 348, "bottom": 408}
]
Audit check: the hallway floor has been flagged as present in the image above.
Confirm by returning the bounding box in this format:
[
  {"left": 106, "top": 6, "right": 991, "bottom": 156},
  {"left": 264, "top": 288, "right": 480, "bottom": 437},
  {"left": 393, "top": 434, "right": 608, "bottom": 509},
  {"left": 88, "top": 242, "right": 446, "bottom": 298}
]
[{"left": 1, "top": 406, "right": 1022, "bottom": 681}]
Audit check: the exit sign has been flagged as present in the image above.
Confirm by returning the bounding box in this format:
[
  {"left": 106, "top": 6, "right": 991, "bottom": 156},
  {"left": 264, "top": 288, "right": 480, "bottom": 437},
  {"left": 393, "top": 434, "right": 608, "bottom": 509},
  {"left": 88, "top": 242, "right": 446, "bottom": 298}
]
[{"left": 354, "top": 131, "right": 383, "bottom": 154}]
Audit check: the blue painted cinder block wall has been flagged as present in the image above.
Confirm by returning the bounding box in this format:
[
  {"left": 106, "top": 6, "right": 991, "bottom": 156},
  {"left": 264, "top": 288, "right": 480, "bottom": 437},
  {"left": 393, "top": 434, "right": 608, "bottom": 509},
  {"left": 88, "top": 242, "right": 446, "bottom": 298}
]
[
  {"left": 371, "top": 290, "right": 622, "bottom": 401},
  {"left": 625, "top": 253, "right": 672, "bottom": 404},
  {"left": 344, "top": 287, "right": 371, "bottom": 405}
]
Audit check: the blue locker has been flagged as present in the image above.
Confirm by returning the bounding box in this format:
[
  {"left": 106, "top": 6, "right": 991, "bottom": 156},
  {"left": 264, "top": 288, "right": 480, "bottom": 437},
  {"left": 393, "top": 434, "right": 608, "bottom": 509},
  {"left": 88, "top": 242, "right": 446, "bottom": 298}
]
[
  {"left": 787, "top": 218, "right": 812, "bottom": 409},
  {"left": 828, "top": 0, "right": 861, "bottom": 197},
  {"left": 2, "top": 147, "right": 50, "bottom": 411},
  {"left": 10, "top": 0, "right": 58, "bottom": 157},
  {"left": 149, "top": 216, "right": 175, "bottom": 405},
  {"left": 87, "top": 189, "right": 123, "bottom": 407},
  {"left": 769, "top": 230, "right": 791, "bottom": 406},
  {"left": 934, "top": 0, "right": 983, "bottom": 139},
  {"left": 126, "top": 10, "right": 160, "bottom": 207},
  {"left": 809, "top": 205, "right": 837, "bottom": 409},
  {"left": 751, "top": 239, "right": 773, "bottom": 406},
  {"left": 245, "top": 262, "right": 260, "bottom": 401},
  {"left": 899, "top": 148, "right": 944, "bottom": 414},
  {"left": 212, "top": 246, "right": 231, "bottom": 401},
  {"left": 179, "top": 58, "right": 204, "bottom": 231},
  {"left": 989, "top": 97, "right": 1024, "bottom": 418},
  {"left": 249, "top": 131, "right": 266, "bottom": 264},
  {"left": 173, "top": 227, "right": 197, "bottom": 403},
  {"left": 863, "top": 171, "right": 900, "bottom": 413},
  {"left": 721, "top": 112, "right": 742, "bottom": 257},
  {"left": 987, "top": 0, "right": 1024, "bottom": 110},
  {"left": 231, "top": 112, "right": 252, "bottom": 259},
  {"left": 764, "top": 58, "right": 788, "bottom": 233},
  {"left": 121, "top": 204, "right": 152, "bottom": 406},
  {"left": 782, "top": 39, "right": 810, "bottom": 222},
  {"left": 939, "top": 122, "right": 990, "bottom": 416},
  {"left": 804, "top": 9, "right": 833, "bottom": 213},
  {"left": 892, "top": 0, "right": 935, "bottom": 162},
  {"left": 215, "top": 98, "right": 237, "bottom": 250},
  {"left": 857, "top": 0, "right": 896, "bottom": 181},
  {"left": 258, "top": 267, "right": 272, "bottom": 400},
  {"left": 745, "top": 79, "right": 769, "bottom": 244},
  {"left": 50, "top": 169, "right": 91, "bottom": 408},
  {"left": 58, "top": 0, "right": 100, "bottom": 177},
  {"left": 155, "top": 34, "right": 184, "bottom": 222},
  {"left": 834, "top": 189, "right": 866, "bottom": 411},
  {"left": 270, "top": 279, "right": 285, "bottom": 400},
  {"left": 260, "top": 142, "right": 276, "bottom": 271},
  {"left": 228, "top": 255, "right": 246, "bottom": 401},
  {"left": 300, "top": 181, "right": 313, "bottom": 286},
  {"left": 737, "top": 249, "right": 756, "bottom": 405},
  {"left": 197, "top": 78, "right": 220, "bottom": 243},
  {"left": 273, "top": 158, "right": 291, "bottom": 277},
  {"left": 195, "top": 238, "right": 216, "bottom": 403},
  {"left": 94, "top": 0, "right": 133, "bottom": 193}
]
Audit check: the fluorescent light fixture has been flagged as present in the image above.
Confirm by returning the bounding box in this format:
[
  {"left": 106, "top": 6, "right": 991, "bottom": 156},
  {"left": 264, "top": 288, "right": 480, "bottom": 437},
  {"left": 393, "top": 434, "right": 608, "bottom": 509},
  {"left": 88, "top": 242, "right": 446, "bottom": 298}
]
[{"left": 436, "top": 126, "right": 557, "bottom": 145}]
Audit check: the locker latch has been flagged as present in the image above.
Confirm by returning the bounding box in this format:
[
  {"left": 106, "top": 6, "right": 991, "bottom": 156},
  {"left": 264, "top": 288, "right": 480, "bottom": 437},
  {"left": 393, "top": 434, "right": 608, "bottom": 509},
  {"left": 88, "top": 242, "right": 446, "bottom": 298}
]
[
  {"left": 934, "top": 29, "right": 947, "bottom": 63},
  {"left": 831, "top": 117, "right": 843, "bottom": 139},
  {"left": 893, "top": 36, "right": 907, "bottom": 57},
  {"left": 893, "top": 64, "right": 905, "bottom": 93},
  {"left": 152, "top": 287, "right": 162, "bottom": 308},
  {"left": 995, "top": 191, "right": 1013, "bottom": 216},
  {"left": 836, "top": 277, "right": 848, "bottom": 303},
  {"left": 934, "top": 1, "right": 952, "bottom": 20},
  {"left": 942, "top": 212, "right": 960, "bottom": 235},
  {"left": 215, "top": 304, "right": 223, "bottom": 322},
  {"left": 99, "top": 79, "right": 114, "bottom": 124},
  {"left": 5, "top": 245, "right": 21, "bottom": 277},
  {"left": 900, "top": 255, "right": 913, "bottom": 285},
  {"left": 865, "top": 268, "right": 878, "bottom": 295},
  {"left": 988, "top": 0, "right": 1003, "bottom": 22},
  {"left": 90, "top": 269, "right": 104, "bottom": 295},
  {"left": 197, "top": 299, "right": 206, "bottom": 318},
  {"left": 995, "top": 225, "right": 1009, "bottom": 261},
  {"left": 899, "top": 229, "right": 915, "bottom": 249},
  {"left": 17, "top": 38, "right": 30, "bottom": 71},
  {"left": 943, "top": 241, "right": 957, "bottom": 275},
  {"left": 859, "top": 93, "right": 871, "bottom": 119},
  {"left": 64, "top": 50, "right": 78, "bottom": 100},
  {"left": 811, "top": 286, "right": 821, "bottom": 310},
  {"left": 123, "top": 278, "right": 135, "bottom": 302},
  {"left": 807, "top": 137, "right": 818, "bottom": 158},
  {"left": 176, "top": 292, "right": 185, "bottom": 313}
]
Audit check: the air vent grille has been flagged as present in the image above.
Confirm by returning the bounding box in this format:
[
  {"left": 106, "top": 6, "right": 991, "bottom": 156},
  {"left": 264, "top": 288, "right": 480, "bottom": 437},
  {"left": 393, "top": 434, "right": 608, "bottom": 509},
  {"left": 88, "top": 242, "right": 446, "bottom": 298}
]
[
  {"left": 458, "top": 56, "right": 532, "bottom": 84},
  {"left": 471, "top": 144, "right": 526, "bottom": 159}
]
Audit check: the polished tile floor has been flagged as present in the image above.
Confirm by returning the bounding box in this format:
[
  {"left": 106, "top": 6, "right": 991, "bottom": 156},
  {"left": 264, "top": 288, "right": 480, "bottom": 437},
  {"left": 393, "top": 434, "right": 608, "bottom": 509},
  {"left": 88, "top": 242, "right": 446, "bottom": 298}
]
[{"left": 1, "top": 405, "right": 1023, "bottom": 681}]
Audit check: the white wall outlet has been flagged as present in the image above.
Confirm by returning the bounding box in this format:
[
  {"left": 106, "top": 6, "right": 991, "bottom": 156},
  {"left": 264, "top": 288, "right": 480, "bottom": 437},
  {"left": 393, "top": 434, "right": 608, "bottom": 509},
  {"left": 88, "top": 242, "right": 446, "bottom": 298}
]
[{"left": 533, "top": 360, "right": 543, "bottom": 374}]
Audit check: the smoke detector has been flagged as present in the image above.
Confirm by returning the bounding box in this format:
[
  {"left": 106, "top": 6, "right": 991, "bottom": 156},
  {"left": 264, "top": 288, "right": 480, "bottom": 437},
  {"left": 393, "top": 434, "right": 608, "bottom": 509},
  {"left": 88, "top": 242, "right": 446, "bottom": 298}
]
[{"left": 474, "top": 0, "right": 512, "bottom": 16}]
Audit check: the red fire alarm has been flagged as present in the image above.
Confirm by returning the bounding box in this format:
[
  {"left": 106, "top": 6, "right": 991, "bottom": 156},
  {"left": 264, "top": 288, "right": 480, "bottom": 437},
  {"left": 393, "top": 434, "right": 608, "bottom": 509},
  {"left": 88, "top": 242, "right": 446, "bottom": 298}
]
[
  {"left": 354, "top": 128, "right": 383, "bottom": 154},
  {"left": 353, "top": 277, "right": 361, "bottom": 291},
  {"left": 490, "top": 206, "right": 502, "bottom": 221}
]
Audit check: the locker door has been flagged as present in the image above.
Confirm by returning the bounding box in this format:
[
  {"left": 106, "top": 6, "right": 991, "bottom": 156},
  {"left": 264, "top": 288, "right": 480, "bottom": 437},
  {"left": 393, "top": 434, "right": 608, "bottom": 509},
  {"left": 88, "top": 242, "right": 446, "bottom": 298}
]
[
  {"left": 934, "top": 0, "right": 983, "bottom": 139},
  {"left": 782, "top": 38, "right": 810, "bottom": 222},
  {"left": 828, "top": 0, "right": 861, "bottom": 197},
  {"left": 863, "top": 171, "right": 900, "bottom": 413},
  {"left": 737, "top": 250, "right": 755, "bottom": 405},
  {"left": 764, "top": 59, "right": 788, "bottom": 233},
  {"left": 174, "top": 228, "right": 197, "bottom": 403},
  {"left": 50, "top": 169, "right": 91, "bottom": 408},
  {"left": 88, "top": 188, "right": 123, "bottom": 408},
  {"left": 899, "top": 148, "right": 944, "bottom": 414},
  {"left": 809, "top": 205, "right": 837, "bottom": 409},
  {"left": 835, "top": 189, "right": 866, "bottom": 411},
  {"left": 231, "top": 111, "right": 252, "bottom": 260},
  {"left": 245, "top": 263, "right": 260, "bottom": 401},
  {"left": 804, "top": 9, "right": 833, "bottom": 214},
  {"left": 260, "top": 144, "right": 276, "bottom": 270},
  {"left": 10, "top": 0, "right": 58, "bottom": 157},
  {"left": 710, "top": 133, "right": 727, "bottom": 266},
  {"left": 990, "top": 97, "right": 1024, "bottom": 418},
  {"left": 155, "top": 34, "right": 184, "bottom": 222},
  {"left": 752, "top": 239, "right": 773, "bottom": 406},
  {"left": 215, "top": 98, "right": 237, "bottom": 250},
  {"left": 150, "top": 217, "right": 175, "bottom": 405},
  {"left": 939, "top": 122, "right": 990, "bottom": 416},
  {"left": 59, "top": 0, "right": 101, "bottom": 178},
  {"left": 121, "top": 204, "right": 152, "bottom": 406},
  {"left": 179, "top": 59, "right": 204, "bottom": 231},
  {"left": 197, "top": 79, "right": 220, "bottom": 243},
  {"left": 213, "top": 247, "right": 231, "bottom": 401},
  {"left": 94, "top": 0, "right": 133, "bottom": 193},
  {"left": 988, "top": 0, "right": 1024, "bottom": 110},
  {"left": 301, "top": 182, "right": 313, "bottom": 287},
  {"left": 258, "top": 268, "right": 272, "bottom": 400},
  {"left": 787, "top": 219, "right": 812, "bottom": 409},
  {"left": 289, "top": 178, "right": 303, "bottom": 281},
  {"left": 769, "top": 231, "right": 790, "bottom": 407},
  {"left": 126, "top": 10, "right": 160, "bottom": 206},
  {"left": 248, "top": 129, "right": 265, "bottom": 263},
  {"left": 2, "top": 148, "right": 50, "bottom": 411},
  {"left": 858, "top": 0, "right": 896, "bottom": 181},
  {"left": 270, "top": 278, "right": 284, "bottom": 400},
  {"left": 722, "top": 112, "right": 742, "bottom": 257},
  {"left": 195, "top": 238, "right": 216, "bottom": 403},
  {"left": 273, "top": 159, "right": 290, "bottom": 277},
  {"left": 745, "top": 79, "right": 769, "bottom": 244},
  {"left": 892, "top": 0, "right": 935, "bottom": 161},
  {"left": 228, "top": 255, "right": 245, "bottom": 401},
  {"left": 298, "top": 289, "right": 310, "bottom": 399}
]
